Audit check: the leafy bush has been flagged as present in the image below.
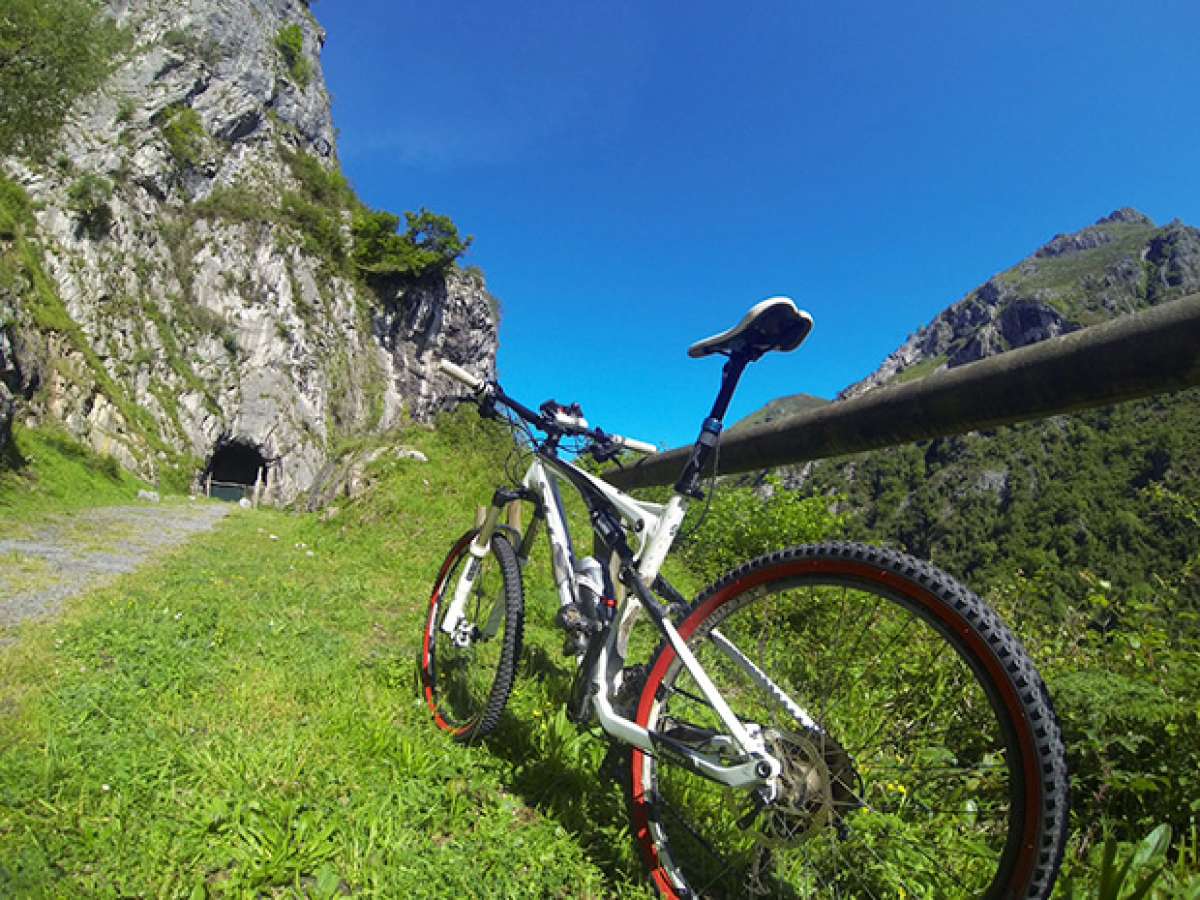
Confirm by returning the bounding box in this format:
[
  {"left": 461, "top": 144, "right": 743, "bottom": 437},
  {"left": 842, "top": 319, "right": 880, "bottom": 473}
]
[
  {"left": 160, "top": 106, "right": 207, "bottom": 170},
  {"left": 0, "top": 175, "right": 34, "bottom": 240},
  {"left": 274, "top": 24, "right": 311, "bottom": 87},
  {"left": 989, "top": 567, "right": 1200, "bottom": 856},
  {"left": 0, "top": 0, "right": 125, "bottom": 156},
  {"left": 675, "top": 477, "right": 846, "bottom": 582},
  {"left": 351, "top": 207, "right": 472, "bottom": 280},
  {"left": 190, "top": 184, "right": 274, "bottom": 224},
  {"left": 115, "top": 97, "right": 136, "bottom": 124},
  {"left": 66, "top": 174, "right": 114, "bottom": 238},
  {"left": 163, "top": 29, "right": 190, "bottom": 51}
]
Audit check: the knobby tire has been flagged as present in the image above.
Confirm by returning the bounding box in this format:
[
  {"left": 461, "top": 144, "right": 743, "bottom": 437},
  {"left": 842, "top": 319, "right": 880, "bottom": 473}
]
[
  {"left": 628, "top": 542, "right": 1068, "bottom": 899},
  {"left": 420, "top": 529, "right": 524, "bottom": 742}
]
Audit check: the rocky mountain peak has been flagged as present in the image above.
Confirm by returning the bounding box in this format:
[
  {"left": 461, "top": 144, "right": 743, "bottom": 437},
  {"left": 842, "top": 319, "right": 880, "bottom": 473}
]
[
  {"left": 1097, "top": 207, "right": 1154, "bottom": 226},
  {"left": 839, "top": 209, "right": 1199, "bottom": 400}
]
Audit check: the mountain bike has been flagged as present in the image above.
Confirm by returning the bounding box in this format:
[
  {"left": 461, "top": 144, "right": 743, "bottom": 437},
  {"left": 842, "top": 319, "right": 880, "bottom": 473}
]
[{"left": 419, "top": 297, "right": 1068, "bottom": 899}]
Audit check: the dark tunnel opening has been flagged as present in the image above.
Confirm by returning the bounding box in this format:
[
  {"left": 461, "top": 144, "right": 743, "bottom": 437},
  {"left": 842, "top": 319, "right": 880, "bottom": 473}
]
[{"left": 207, "top": 439, "right": 266, "bottom": 487}]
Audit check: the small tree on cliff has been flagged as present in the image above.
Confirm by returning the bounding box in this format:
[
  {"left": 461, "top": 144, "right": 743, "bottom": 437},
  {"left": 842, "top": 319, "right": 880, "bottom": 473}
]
[{"left": 351, "top": 207, "right": 472, "bottom": 281}]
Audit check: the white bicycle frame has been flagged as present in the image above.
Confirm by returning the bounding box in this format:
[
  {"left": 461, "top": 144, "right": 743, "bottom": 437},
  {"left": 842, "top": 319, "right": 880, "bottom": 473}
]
[{"left": 440, "top": 449, "right": 797, "bottom": 790}]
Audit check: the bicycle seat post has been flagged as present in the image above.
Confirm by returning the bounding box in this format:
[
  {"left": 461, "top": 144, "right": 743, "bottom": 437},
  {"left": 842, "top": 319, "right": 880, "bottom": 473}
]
[{"left": 675, "top": 350, "right": 753, "bottom": 499}]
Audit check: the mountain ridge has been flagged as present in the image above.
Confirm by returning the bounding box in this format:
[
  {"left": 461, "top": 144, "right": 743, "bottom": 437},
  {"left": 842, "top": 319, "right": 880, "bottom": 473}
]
[{"left": 837, "top": 208, "right": 1200, "bottom": 400}]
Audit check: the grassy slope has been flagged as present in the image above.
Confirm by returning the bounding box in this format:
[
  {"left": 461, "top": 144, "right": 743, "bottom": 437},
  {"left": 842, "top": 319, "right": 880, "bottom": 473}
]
[
  {"left": 728, "top": 393, "right": 829, "bottom": 432},
  {"left": 0, "top": 425, "right": 150, "bottom": 525},
  {"left": 4, "top": 411, "right": 1196, "bottom": 896},
  {"left": 0, "top": 411, "right": 657, "bottom": 897}
]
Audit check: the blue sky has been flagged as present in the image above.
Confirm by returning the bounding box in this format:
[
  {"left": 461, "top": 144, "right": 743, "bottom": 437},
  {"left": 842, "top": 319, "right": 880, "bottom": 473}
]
[{"left": 313, "top": 0, "right": 1200, "bottom": 449}]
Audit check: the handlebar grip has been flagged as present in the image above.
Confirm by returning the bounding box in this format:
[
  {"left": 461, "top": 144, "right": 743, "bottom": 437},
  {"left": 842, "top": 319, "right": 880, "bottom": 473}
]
[
  {"left": 612, "top": 435, "right": 657, "bottom": 454},
  {"left": 437, "top": 359, "right": 485, "bottom": 391}
]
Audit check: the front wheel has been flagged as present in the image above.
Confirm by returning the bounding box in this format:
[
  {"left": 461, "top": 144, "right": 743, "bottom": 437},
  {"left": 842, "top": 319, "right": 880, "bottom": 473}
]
[
  {"left": 629, "top": 542, "right": 1068, "bottom": 899},
  {"left": 420, "top": 529, "right": 524, "bottom": 741}
]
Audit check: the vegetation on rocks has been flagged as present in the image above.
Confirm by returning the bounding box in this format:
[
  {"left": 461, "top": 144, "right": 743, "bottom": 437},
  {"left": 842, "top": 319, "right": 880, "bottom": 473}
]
[
  {"left": 66, "top": 174, "right": 114, "bottom": 238},
  {"left": 0, "top": 0, "right": 125, "bottom": 157},
  {"left": 351, "top": 207, "right": 473, "bottom": 281},
  {"left": 160, "top": 105, "right": 208, "bottom": 171},
  {"left": 274, "top": 24, "right": 311, "bottom": 88}
]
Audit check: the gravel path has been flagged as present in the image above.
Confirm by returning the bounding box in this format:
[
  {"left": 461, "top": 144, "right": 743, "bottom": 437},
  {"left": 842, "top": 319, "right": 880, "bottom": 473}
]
[{"left": 0, "top": 502, "right": 231, "bottom": 641}]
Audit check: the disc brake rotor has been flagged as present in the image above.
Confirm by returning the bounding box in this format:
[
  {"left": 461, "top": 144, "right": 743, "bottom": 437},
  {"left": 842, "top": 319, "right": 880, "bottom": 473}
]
[{"left": 752, "top": 728, "right": 860, "bottom": 848}]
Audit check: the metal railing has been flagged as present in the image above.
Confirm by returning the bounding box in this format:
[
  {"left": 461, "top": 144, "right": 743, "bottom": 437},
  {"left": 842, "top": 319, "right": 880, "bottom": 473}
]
[{"left": 604, "top": 292, "right": 1200, "bottom": 490}]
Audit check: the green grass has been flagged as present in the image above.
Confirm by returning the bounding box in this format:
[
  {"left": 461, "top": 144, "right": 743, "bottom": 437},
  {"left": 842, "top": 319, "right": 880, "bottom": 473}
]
[
  {"left": 161, "top": 106, "right": 207, "bottom": 171},
  {"left": 0, "top": 411, "right": 654, "bottom": 896},
  {"left": 891, "top": 353, "right": 948, "bottom": 385},
  {"left": 5, "top": 407, "right": 1196, "bottom": 896},
  {"left": 0, "top": 552, "right": 55, "bottom": 595},
  {"left": 0, "top": 425, "right": 148, "bottom": 526},
  {"left": 729, "top": 392, "right": 829, "bottom": 431}
]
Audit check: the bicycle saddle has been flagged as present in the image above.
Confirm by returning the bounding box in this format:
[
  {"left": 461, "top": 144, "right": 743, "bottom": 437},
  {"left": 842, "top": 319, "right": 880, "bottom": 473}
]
[{"left": 687, "top": 296, "right": 814, "bottom": 359}]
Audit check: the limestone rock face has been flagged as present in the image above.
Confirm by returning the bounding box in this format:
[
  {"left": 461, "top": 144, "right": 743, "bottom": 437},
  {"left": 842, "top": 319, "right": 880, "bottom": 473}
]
[
  {"left": 1, "top": 0, "right": 498, "bottom": 501},
  {"left": 840, "top": 210, "right": 1200, "bottom": 399}
]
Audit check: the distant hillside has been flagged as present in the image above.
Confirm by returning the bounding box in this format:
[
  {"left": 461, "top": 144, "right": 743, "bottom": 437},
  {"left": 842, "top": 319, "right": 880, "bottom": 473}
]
[
  {"left": 730, "top": 393, "right": 828, "bottom": 432},
  {"left": 769, "top": 209, "right": 1200, "bottom": 605}
]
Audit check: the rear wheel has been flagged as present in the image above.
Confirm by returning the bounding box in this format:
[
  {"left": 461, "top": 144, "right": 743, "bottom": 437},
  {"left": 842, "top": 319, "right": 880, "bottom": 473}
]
[
  {"left": 420, "top": 529, "right": 524, "bottom": 741},
  {"left": 629, "top": 542, "right": 1068, "bottom": 898}
]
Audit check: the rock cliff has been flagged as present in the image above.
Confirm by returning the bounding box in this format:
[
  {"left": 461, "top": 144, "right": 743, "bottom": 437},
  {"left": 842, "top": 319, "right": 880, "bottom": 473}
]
[{"left": 0, "top": 0, "right": 498, "bottom": 501}]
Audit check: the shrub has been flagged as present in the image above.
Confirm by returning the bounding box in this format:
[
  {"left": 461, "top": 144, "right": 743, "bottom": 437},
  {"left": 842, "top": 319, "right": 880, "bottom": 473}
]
[
  {"left": 275, "top": 24, "right": 311, "bottom": 88},
  {"left": 675, "top": 477, "right": 846, "bottom": 582},
  {"left": 0, "top": 176, "right": 34, "bottom": 239},
  {"left": 163, "top": 29, "right": 189, "bottom": 50},
  {"left": 115, "top": 97, "right": 136, "bottom": 124},
  {"left": 66, "top": 174, "right": 114, "bottom": 238},
  {"left": 161, "top": 106, "right": 206, "bottom": 170},
  {"left": 190, "top": 184, "right": 274, "bottom": 224},
  {"left": 351, "top": 207, "right": 472, "bottom": 280},
  {"left": 285, "top": 150, "right": 353, "bottom": 208},
  {"left": 990, "top": 572, "right": 1200, "bottom": 844}
]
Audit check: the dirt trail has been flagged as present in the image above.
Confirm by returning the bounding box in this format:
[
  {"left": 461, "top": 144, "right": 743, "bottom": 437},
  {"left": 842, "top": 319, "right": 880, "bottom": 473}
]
[{"left": 0, "top": 502, "right": 230, "bottom": 642}]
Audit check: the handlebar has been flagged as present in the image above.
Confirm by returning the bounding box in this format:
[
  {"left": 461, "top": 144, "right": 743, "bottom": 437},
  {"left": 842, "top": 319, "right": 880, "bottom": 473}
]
[
  {"left": 437, "top": 359, "right": 486, "bottom": 392},
  {"left": 435, "top": 357, "right": 657, "bottom": 456}
]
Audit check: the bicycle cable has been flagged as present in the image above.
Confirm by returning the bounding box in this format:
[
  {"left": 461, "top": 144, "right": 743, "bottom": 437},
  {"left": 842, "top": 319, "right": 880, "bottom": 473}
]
[{"left": 676, "top": 426, "right": 722, "bottom": 542}]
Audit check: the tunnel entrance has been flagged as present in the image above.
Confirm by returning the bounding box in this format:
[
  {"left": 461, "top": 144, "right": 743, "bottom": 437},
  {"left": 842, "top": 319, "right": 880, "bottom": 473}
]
[{"left": 205, "top": 439, "right": 268, "bottom": 502}]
